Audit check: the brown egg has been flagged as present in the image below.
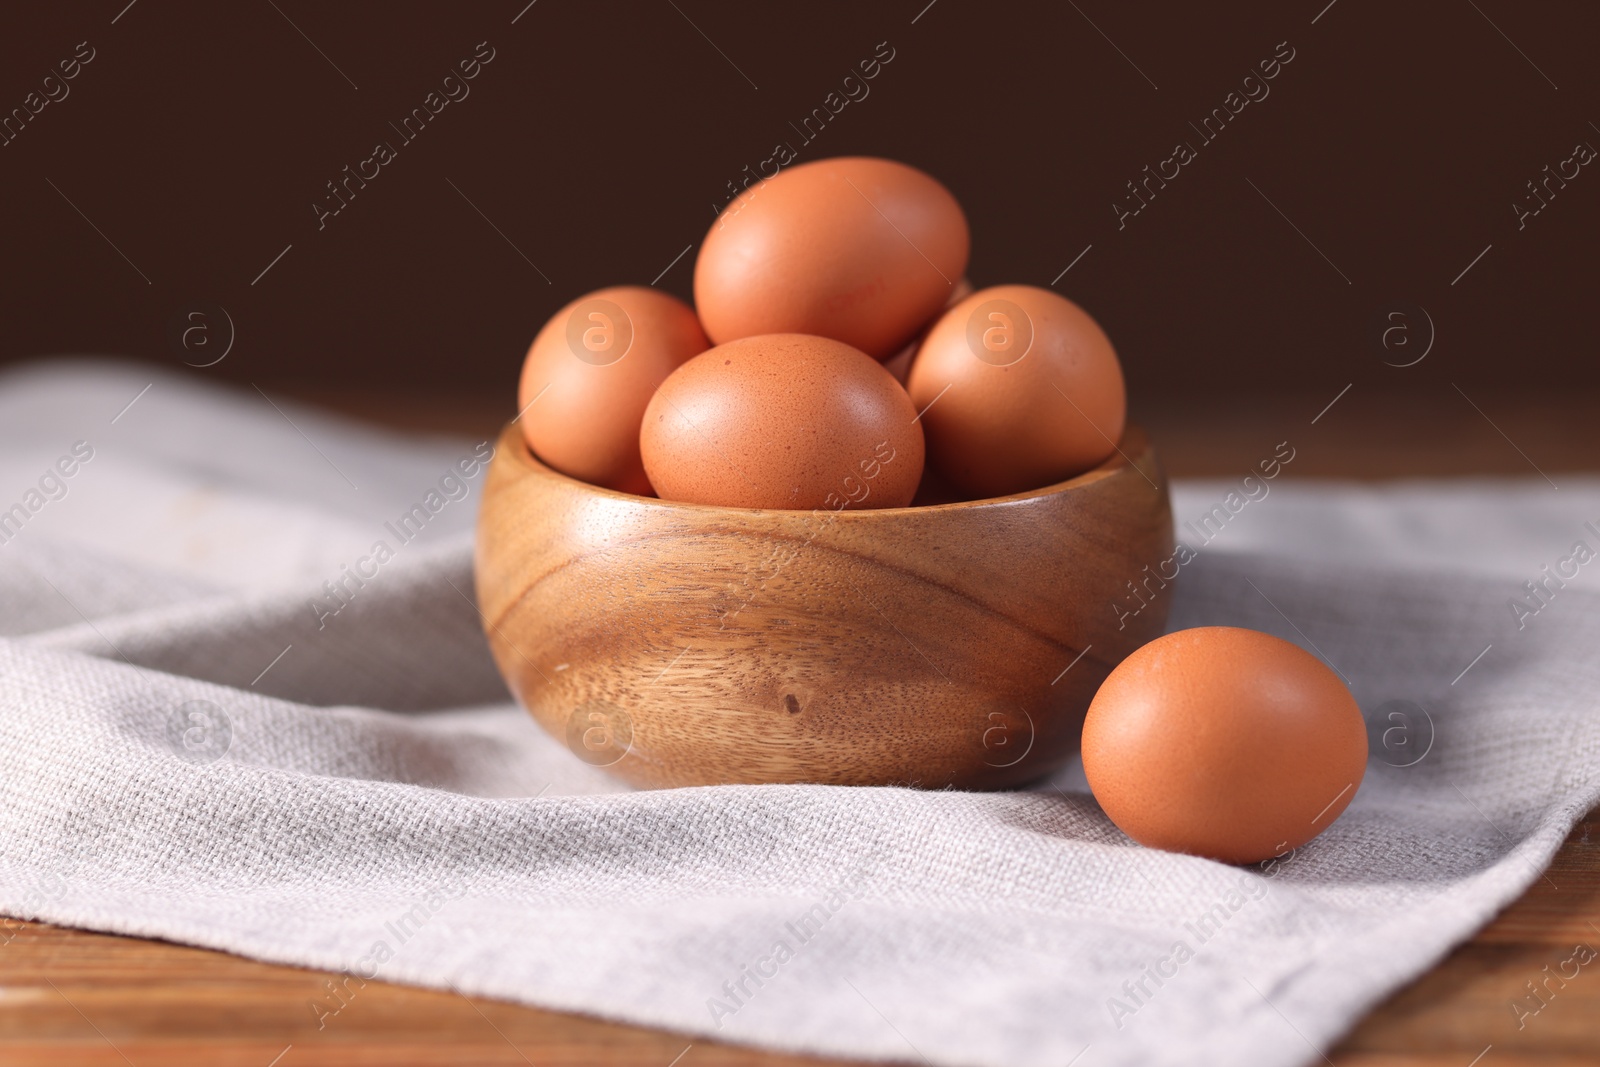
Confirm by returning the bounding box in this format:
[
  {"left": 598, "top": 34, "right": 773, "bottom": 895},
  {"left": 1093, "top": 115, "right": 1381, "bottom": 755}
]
[
  {"left": 883, "top": 276, "right": 974, "bottom": 385},
  {"left": 695, "top": 158, "right": 969, "bottom": 359},
  {"left": 906, "top": 284, "right": 1126, "bottom": 499},
  {"left": 1081, "top": 627, "right": 1369, "bottom": 865},
  {"left": 518, "top": 286, "right": 708, "bottom": 495},
  {"left": 640, "top": 334, "right": 924, "bottom": 510}
]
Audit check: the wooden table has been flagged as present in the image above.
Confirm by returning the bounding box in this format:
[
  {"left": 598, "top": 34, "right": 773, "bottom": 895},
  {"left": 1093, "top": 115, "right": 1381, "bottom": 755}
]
[{"left": 4, "top": 386, "right": 1595, "bottom": 1066}]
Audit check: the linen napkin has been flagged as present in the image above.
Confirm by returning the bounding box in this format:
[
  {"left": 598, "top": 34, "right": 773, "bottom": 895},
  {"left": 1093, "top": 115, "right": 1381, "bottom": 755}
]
[{"left": 2, "top": 359, "right": 1596, "bottom": 1067}]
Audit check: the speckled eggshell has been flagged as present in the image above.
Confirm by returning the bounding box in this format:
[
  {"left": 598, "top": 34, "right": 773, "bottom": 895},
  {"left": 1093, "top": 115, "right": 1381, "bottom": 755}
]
[
  {"left": 640, "top": 334, "right": 924, "bottom": 510},
  {"left": 518, "top": 285, "right": 708, "bottom": 495},
  {"left": 695, "top": 158, "right": 970, "bottom": 359},
  {"left": 1081, "top": 627, "right": 1369, "bottom": 865},
  {"left": 906, "top": 284, "right": 1126, "bottom": 499}
]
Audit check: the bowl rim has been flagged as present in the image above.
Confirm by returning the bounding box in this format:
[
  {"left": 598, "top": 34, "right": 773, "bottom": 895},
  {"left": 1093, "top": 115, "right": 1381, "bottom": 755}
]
[{"left": 494, "top": 421, "right": 1158, "bottom": 519}]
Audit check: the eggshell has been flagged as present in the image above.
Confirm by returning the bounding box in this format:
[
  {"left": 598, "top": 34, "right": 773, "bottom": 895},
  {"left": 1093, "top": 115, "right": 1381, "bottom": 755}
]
[
  {"left": 883, "top": 276, "right": 974, "bottom": 385},
  {"left": 906, "top": 284, "right": 1126, "bottom": 498},
  {"left": 1081, "top": 627, "right": 1368, "bottom": 865},
  {"left": 518, "top": 286, "right": 708, "bottom": 495},
  {"left": 640, "top": 334, "right": 924, "bottom": 510},
  {"left": 695, "top": 158, "right": 970, "bottom": 359}
]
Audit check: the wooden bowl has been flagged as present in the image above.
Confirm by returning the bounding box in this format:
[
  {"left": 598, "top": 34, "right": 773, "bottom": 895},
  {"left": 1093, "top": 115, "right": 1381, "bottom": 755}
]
[{"left": 474, "top": 423, "right": 1174, "bottom": 789}]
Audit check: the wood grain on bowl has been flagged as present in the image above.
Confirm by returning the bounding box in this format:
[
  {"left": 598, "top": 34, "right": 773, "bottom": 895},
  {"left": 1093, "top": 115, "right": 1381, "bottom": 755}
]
[{"left": 474, "top": 422, "right": 1174, "bottom": 789}]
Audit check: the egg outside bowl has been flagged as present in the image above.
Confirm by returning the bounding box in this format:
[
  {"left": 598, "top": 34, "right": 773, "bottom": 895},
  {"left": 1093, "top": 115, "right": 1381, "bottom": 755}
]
[{"left": 474, "top": 422, "right": 1175, "bottom": 790}]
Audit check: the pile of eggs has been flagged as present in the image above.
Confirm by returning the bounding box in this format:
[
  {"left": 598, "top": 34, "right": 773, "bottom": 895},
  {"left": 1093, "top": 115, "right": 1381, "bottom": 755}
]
[
  {"left": 516, "top": 156, "right": 1126, "bottom": 510},
  {"left": 512, "top": 156, "right": 1369, "bottom": 866}
]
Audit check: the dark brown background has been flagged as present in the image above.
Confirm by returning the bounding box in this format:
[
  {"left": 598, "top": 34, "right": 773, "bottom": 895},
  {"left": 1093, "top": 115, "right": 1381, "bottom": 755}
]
[{"left": 2, "top": 0, "right": 1595, "bottom": 410}]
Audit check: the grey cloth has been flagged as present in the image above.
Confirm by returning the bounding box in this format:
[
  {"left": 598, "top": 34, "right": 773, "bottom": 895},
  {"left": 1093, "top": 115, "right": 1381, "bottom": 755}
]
[{"left": 3, "top": 360, "right": 1597, "bottom": 1067}]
